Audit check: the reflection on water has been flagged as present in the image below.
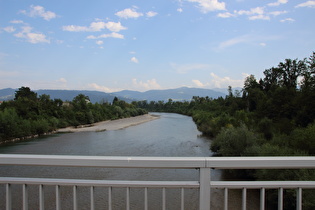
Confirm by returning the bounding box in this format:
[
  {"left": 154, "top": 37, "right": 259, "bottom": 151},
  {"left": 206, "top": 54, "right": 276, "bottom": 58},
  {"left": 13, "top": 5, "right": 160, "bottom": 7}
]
[{"left": 0, "top": 113, "right": 258, "bottom": 209}]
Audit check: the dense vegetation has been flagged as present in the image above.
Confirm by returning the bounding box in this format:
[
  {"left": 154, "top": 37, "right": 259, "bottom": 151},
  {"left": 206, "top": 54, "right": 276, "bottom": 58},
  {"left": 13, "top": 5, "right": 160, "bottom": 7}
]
[
  {"left": 136, "top": 52, "right": 315, "bottom": 209},
  {"left": 0, "top": 87, "right": 147, "bottom": 142}
]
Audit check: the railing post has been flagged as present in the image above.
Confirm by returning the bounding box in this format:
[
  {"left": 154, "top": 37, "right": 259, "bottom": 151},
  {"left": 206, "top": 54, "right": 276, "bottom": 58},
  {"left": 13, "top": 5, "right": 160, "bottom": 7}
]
[{"left": 199, "top": 168, "right": 210, "bottom": 210}]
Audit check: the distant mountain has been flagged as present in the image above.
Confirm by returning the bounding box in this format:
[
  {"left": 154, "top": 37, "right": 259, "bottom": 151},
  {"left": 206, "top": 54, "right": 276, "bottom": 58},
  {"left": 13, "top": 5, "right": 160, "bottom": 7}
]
[
  {"left": 0, "top": 88, "right": 15, "bottom": 101},
  {"left": 113, "top": 87, "right": 226, "bottom": 101},
  {"left": 0, "top": 87, "right": 227, "bottom": 103}
]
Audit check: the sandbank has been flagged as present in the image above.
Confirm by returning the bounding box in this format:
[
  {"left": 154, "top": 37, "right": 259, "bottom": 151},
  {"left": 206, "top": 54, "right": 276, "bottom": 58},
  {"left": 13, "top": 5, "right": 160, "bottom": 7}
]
[{"left": 57, "top": 114, "right": 159, "bottom": 133}]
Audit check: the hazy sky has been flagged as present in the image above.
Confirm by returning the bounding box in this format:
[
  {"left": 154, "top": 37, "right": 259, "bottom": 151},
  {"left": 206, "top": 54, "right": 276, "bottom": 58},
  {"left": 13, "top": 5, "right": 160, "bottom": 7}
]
[{"left": 1, "top": 0, "right": 314, "bottom": 92}]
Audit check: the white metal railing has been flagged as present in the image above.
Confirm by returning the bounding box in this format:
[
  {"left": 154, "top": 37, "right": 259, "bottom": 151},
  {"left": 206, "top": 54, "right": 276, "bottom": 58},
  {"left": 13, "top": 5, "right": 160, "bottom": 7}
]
[{"left": 0, "top": 154, "right": 315, "bottom": 210}]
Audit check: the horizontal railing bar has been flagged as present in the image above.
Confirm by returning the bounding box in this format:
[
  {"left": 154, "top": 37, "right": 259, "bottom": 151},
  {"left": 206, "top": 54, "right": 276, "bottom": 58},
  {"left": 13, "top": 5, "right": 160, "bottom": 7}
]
[
  {"left": 2, "top": 177, "right": 315, "bottom": 189},
  {"left": 0, "top": 177, "right": 200, "bottom": 188},
  {"left": 211, "top": 181, "right": 315, "bottom": 189},
  {"left": 1, "top": 154, "right": 315, "bottom": 169},
  {"left": 206, "top": 156, "right": 315, "bottom": 169},
  {"left": 0, "top": 154, "right": 206, "bottom": 168}
]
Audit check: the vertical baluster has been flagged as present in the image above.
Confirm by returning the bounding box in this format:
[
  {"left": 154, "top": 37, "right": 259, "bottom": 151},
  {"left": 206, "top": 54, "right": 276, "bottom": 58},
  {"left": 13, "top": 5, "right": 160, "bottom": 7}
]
[
  {"left": 278, "top": 188, "right": 283, "bottom": 210},
  {"left": 91, "top": 186, "right": 95, "bottom": 210},
  {"left": 126, "top": 187, "right": 130, "bottom": 210},
  {"left": 144, "top": 187, "right": 148, "bottom": 210},
  {"left": 56, "top": 185, "right": 60, "bottom": 210},
  {"left": 23, "top": 184, "right": 28, "bottom": 210},
  {"left": 181, "top": 188, "right": 184, "bottom": 210},
  {"left": 39, "top": 184, "right": 45, "bottom": 210},
  {"left": 224, "top": 188, "right": 228, "bottom": 210},
  {"left": 6, "top": 183, "right": 11, "bottom": 210},
  {"left": 242, "top": 188, "right": 247, "bottom": 210},
  {"left": 108, "top": 187, "right": 112, "bottom": 210},
  {"left": 199, "top": 168, "right": 211, "bottom": 210},
  {"left": 73, "top": 185, "right": 77, "bottom": 210},
  {"left": 260, "top": 188, "right": 265, "bottom": 210},
  {"left": 296, "top": 188, "right": 302, "bottom": 210},
  {"left": 162, "top": 188, "right": 166, "bottom": 210}
]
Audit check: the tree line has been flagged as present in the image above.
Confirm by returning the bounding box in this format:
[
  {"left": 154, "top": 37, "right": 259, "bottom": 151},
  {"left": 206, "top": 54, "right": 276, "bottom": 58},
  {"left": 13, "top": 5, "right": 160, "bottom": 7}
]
[
  {"left": 135, "top": 51, "right": 315, "bottom": 209},
  {"left": 0, "top": 87, "right": 147, "bottom": 142}
]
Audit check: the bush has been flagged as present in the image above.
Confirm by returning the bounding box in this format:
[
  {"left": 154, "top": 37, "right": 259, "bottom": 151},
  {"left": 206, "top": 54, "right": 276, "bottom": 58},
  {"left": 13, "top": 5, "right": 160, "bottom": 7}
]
[
  {"left": 289, "top": 123, "right": 315, "bottom": 155},
  {"left": 31, "top": 119, "right": 50, "bottom": 135},
  {"left": 210, "top": 124, "right": 262, "bottom": 156}
]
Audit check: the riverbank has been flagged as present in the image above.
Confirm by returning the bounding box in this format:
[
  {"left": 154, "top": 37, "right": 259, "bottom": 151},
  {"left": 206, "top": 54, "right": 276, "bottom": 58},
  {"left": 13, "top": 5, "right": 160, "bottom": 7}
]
[{"left": 57, "top": 114, "right": 159, "bottom": 133}]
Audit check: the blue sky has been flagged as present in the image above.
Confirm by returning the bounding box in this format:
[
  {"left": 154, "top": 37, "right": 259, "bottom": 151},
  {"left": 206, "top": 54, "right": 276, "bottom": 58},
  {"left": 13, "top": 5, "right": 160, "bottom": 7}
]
[{"left": 1, "top": 0, "right": 314, "bottom": 92}]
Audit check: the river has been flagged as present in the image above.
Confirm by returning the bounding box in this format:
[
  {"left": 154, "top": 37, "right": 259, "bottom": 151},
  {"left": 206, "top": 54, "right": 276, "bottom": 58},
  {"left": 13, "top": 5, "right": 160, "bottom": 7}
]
[{"left": 0, "top": 113, "right": 258, "bottom": 209}]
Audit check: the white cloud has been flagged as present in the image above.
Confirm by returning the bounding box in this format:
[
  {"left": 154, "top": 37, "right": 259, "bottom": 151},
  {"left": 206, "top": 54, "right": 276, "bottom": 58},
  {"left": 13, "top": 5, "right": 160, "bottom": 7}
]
[
  {"left": 280, "top": 18, "right": 295, "bottom": 22},
  {"left": 268, "top": 0, "right": 288, "bottom": 7},
  {"left": 63, "top": 21, "right": 127, "bottom": 32},
  {"left": 105, "top": 22, "right": 128, "bottom": 32},
  {"left": 177, "top": 8, "right": 184, "bottom": 12},
  {"left": 260, "top": 42, "right": 267, "bottom": 47},
  {"left": 217, "top": 35, "right": 249, "bottom": 49},
  {"left": 236, "top": 7, "right": 264, "bottom": 16},
  {"left": 295, "top": 1, "right": 315, "bottom": 8},
  {"left": 87, "top": 83, "right": 121, "bottom": 93},
  {"left": 217, "top": 34, "right": 281, "bottom": 50},
  {"left": 3, "top": 26, "right": 16, "bottom": 33},
  {"left": 249, "top": 14, "right": 270, "bottom": 20},
  {"left": 171, "top": 63, "right": 209, "bottom": 74},
  {"left": 269, "top": 10, "right": 288, "bottom": 16},
  {"left": 192, "top": 73, "right": 247, "bottom": 88},
  {"left": 146, "top": 11, "right": 158, "bottom": 17},
  {"left": 131, "top": 57, "right": 139, "bottom": 63},
  {"left": 209, "top": 72, "right": 246, "bottom": 88},
  {"left": 96, "top": 40, "right": 104, "bottom": 45},
  {"left": 57, "top": 78, "right": 67, "bottom": 83},
  {"left": 218, "top": 6, "right": 287, "bottom": 20},
  {"left": 21, "top": 5, "right": 57, "bottom": 21},
  {"left": 54, "top": 78, "right": 67, "bottom": 89},
  {"left": 218, "top": 6, "right": 271, "bottom": 20},
  {"left": 14, "top": 26, "right": 50, "bottom": 44},
  {"left": 217, "top": 12, "right": 235, "bottom": 18},
  {"left": 192, "top": 79, "right": 206, "bottom": 87},
  {"left": 62, "top": 25, "right": 88, "bottom": 32},
  {"left": 187, "top": 0, "right": 226, "bottom": 13},
  {"left": 86, "top": 32, "right": 124, "bottom": 39},
  {"left": 132, "top": 78, "right": 161, "bottom": 90},
  {"left": 89, "top": 21, "right": 107, "bottom": 31},
  {"left": 115, "top": 8, "right": 144, "bottom": 19},
  {"left": 10, "top": 20, "right": 24, "bottom": 24}
]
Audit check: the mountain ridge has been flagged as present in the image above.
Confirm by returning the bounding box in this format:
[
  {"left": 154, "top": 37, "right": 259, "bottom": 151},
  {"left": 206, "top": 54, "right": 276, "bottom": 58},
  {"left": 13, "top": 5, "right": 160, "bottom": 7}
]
[{"left": 0, "top": 87, "right": 228, "bottom": 103}]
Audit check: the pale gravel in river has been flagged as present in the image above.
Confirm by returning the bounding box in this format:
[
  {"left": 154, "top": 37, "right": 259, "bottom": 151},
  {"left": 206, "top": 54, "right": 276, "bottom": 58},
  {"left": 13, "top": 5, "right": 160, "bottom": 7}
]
[{"left": 57, "top": 114, "right": 159, "bottom": 133}]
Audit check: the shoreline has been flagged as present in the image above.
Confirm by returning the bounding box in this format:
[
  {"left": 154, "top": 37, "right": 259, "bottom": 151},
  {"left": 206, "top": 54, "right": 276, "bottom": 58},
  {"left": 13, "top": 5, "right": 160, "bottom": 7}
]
[{"left": 57, "top": 114, "right": 160, "bottom": 133}]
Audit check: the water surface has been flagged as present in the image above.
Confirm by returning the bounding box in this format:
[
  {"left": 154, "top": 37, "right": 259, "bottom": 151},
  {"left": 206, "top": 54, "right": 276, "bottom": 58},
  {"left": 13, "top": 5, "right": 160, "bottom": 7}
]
[{"left": 0, "top": 113, "right": 257, "bottom": 209}]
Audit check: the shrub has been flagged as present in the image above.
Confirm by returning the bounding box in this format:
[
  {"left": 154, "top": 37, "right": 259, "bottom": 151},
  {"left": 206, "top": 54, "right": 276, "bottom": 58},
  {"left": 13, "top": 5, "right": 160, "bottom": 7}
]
[{"left": 210, "top": 124, "right": 261, "bottom": 156}]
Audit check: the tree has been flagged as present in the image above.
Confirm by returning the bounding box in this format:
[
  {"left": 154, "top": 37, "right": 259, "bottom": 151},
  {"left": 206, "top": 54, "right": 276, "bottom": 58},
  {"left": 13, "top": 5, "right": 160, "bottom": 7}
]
[
  {"left": 13, "top": 87, "right": 39, "bottom": 119},
  {"left": 301, "top": 52, "right": 315, "bottom": 91},
  {"left": 112, "top": 97, "right": 119, "bottom": 105},
  {"left": 72, "top": 94, "right": 90, "bottom": 110},
  {"left": 243, "top": 75, "right": 259, "bottom": 92},
  {"left": 278, "top": 58, "right": 306, "bottom": 88},
  {"left": 14, "top": 86, "right": 37, "bottom": 101}
]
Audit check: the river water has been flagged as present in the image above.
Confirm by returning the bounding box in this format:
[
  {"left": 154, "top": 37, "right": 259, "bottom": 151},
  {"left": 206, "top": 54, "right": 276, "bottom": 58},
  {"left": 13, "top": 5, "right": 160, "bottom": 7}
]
[{"left": 0, "top": 113, "right": 258, "bottom": 209}]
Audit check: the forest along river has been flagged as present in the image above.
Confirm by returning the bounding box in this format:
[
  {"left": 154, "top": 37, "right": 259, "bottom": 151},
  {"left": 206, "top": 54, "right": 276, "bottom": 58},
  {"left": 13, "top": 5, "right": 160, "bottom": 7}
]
[{"left": 0, "top": 113, "right": 258, "bottom": 210}]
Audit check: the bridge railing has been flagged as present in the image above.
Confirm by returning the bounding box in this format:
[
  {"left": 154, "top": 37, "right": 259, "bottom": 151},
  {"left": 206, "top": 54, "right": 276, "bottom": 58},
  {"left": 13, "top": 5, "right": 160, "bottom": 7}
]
[{"left": 0, "top": 154, "right": 315, "bottom": 210}]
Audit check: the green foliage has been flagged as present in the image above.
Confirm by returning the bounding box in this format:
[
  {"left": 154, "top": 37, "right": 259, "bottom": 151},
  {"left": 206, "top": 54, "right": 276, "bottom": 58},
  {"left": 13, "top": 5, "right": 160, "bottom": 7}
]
[
  {"left": 289, "top": 123, "right": 315, "bottom": 155},
  {"left": 211, "top": 124, "right": 262, "bottom": 156},
  {"left": 0, "top": 88, "right": 147, "bottom": 142},
  {"left": 136, "top": 51, "right": 315, "bottom": 208}
]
